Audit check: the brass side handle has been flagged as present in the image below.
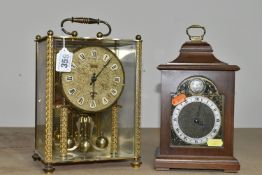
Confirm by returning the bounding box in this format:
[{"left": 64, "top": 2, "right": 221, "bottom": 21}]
[
  {"left": 61, "top": 17, "right": 111, "bottom": 38},
  {"left": 186, "top": 25, "right": 206, "bottom": 41}
]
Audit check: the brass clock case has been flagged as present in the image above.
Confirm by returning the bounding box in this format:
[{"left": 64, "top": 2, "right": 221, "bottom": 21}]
[{"left": 33, "top": 17, "right": 142, "bottom": 172}]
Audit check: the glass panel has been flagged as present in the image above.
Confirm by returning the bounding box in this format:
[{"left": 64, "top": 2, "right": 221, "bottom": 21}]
[
  {"left": 35, "top": 41, "right": 47, "bottom": 158},
  {"left": 114, "top": 44, "right": 136, "bottom": 157}
]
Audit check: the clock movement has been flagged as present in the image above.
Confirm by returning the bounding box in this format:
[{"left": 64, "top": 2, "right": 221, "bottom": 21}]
[
  {"left": 32, "top": 17, "right": 142, "bottom": 172},
  {"left": 155, "top": 25, "right": 240, "bottom": 172}
]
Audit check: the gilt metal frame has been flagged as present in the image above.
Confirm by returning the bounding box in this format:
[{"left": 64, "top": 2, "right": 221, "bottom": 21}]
[{"left": 34, "top": 32, "right": 143, "bottom": 169}]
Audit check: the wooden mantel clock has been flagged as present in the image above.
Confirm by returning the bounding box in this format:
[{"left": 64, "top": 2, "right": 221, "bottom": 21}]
[
  {"left": 32, "top": 17, "right": 142, "bottom": 172},
  {"left": 155, "top": 25, "right": 240, "bottom": 172}
]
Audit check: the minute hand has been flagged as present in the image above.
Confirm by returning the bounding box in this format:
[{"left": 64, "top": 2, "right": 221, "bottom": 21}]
[{"left": 90, "top": 58, "right": 112, "bottom": 85}]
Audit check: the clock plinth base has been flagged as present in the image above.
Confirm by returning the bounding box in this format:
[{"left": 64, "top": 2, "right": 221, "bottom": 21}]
[{"left": 155, "top": 148, "right": 240, "bottom": 172}]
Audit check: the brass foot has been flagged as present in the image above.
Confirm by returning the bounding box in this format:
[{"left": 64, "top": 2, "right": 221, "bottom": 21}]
[
  {"left": 110, "top": 152, "right": 118, "bottom": 158},
  {"left": 131, "top": 158, "right": 142, "bottom": 168},
  {"left": 43, "top": 164, "right": 55, "bottom": 173},
  {"left": 32, "top": 153, "right": 41, "bottom": 161}
]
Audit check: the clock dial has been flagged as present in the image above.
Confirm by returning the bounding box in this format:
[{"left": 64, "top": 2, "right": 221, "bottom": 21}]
[
  {"left": 172, "top": 96, "right": 221, "bottom": 145},
  {"left": 61, "top": 46, "right": 125, "bottom": 112},
  {"left": 171, "top": 76, "right": 223, "bottom": 146},
  {"left": 189, "top": 78, "right": 205, "bottom": 94}
]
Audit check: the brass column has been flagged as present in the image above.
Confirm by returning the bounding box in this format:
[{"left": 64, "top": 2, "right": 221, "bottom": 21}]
[
  {"left": 43, "top": 30, "right": 55, "bottom": 173},
  {"left": 110, "top": 102, "right": 118, "bottom": 157},
  {"left": 59, "top": 106, "right": 68, "bottom": 158},
  {"left": 131, "top": 35, "right": 142, "bottom": 168},
  {"left": 44, "top": 30, "right": 54, "bottom": 163}
]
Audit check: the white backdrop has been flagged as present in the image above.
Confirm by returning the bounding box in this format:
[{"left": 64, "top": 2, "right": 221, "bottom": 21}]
[{"left": 0, "top": 0, "right": 261, "bottom": 127}]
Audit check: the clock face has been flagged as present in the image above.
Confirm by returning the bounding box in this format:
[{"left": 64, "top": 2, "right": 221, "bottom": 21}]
[
  {"left": 172, "top": 96, "right": 221, "bottom": 145},
  {"left": 171, "top": 76, "right": 224, "bottom": 146},
  {"left": 61, "top": 46, "right": 125, "bottom": 112}
]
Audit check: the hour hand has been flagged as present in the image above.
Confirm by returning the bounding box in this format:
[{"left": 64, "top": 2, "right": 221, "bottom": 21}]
[
  {"left": 90, "top": 73, "right": 97, "bottom": 85},
  {"left": 90, "top": 73, "right": 97, "bottom": 99}
]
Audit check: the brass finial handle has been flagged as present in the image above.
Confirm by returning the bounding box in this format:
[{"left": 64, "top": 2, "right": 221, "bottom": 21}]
[
  {"left": 186, "top": 25, "right": 206, "bottom": 41},
  {"left": 61, "top": 17, "right": 111, "bottom": 38}
]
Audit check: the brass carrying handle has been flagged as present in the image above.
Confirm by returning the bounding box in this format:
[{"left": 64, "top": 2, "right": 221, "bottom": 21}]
[
  {"left": 61, "top": 17, "right": 112, "bottom": 37},
  {"left": 186, "top": 25, "right": 206, "bottom": 41}
]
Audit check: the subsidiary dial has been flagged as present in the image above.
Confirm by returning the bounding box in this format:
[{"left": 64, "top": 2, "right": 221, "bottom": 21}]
[{"left": 189, "top": 78, "right": 205, "bottom": 94}]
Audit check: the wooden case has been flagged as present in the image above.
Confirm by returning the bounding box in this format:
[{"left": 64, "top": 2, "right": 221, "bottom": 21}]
[{"left": 155, "top": 26, "right": 240, "bottom": 172}]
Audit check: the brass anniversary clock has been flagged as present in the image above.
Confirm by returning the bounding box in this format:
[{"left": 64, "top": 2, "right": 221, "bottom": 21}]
[
  {"left": 155, "top": 25, "right": 240, "bottom": 172},
  {"left": 32, "top": 17, "right": 142, "bottom": 172}
]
